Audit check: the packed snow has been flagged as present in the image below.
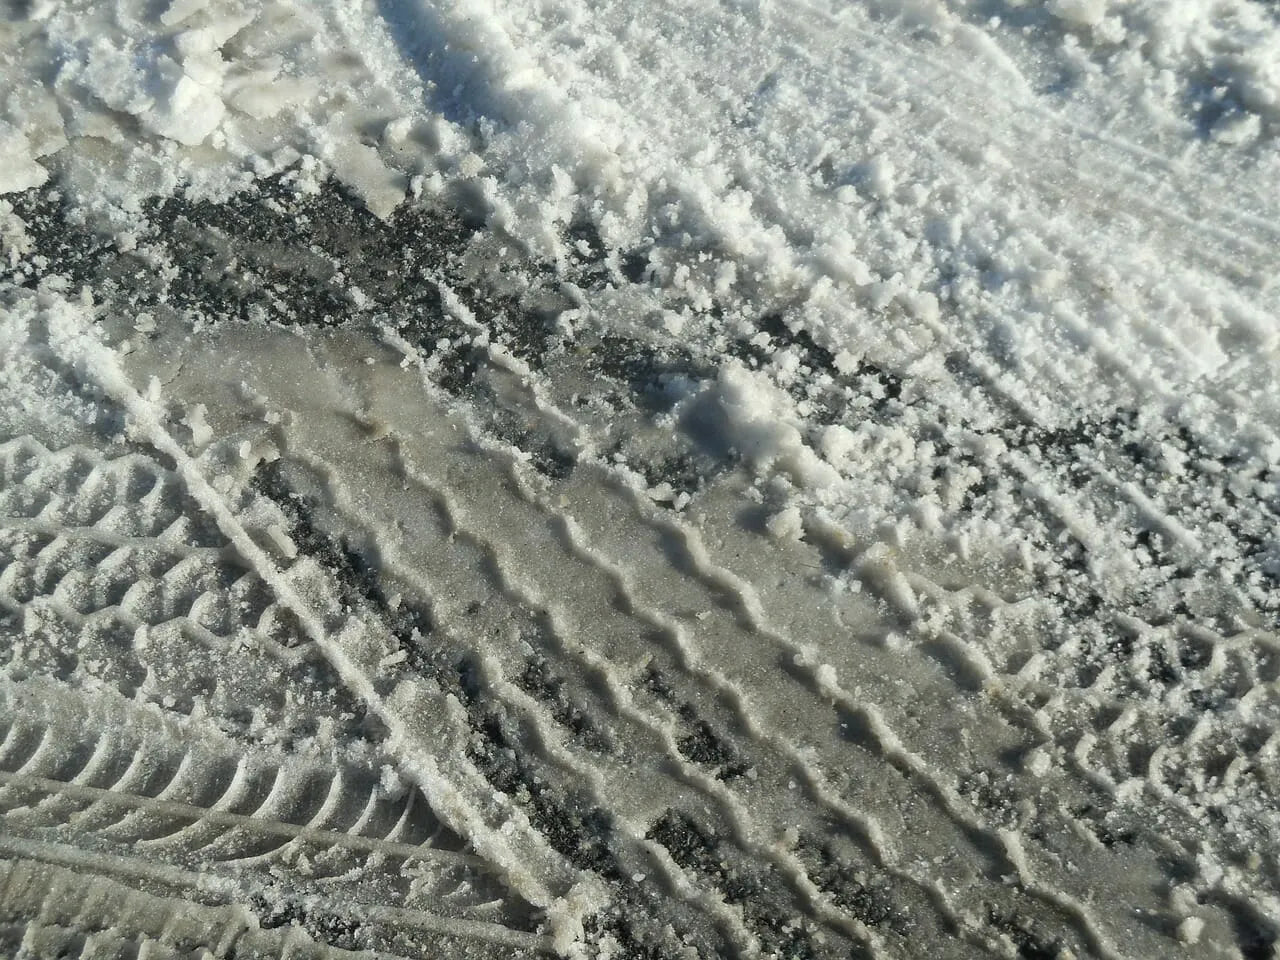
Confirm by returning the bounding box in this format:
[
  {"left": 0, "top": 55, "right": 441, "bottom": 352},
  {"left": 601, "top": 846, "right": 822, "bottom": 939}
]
[{"left": 2, "top": 0, "right": 1279, "bottom": 958}]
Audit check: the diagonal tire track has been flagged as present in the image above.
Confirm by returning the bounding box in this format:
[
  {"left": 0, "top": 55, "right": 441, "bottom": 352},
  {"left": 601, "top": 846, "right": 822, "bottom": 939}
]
[{"left": 178, "top": 316, "right": 1206, "bottom": 958}]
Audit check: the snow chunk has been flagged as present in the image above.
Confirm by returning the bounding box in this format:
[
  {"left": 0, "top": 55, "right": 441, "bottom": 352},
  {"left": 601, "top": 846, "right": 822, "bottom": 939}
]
[
  {"left": 184, "top": 403, "right": 213, "bottom": 448},
  {"left": 63, "top": 35, "right": 226, "bottom": 146},
  {"left": 1048, "top": 0, "right": 1108, "bottom": 27},
  {"left": 814, "top": 663, "right": 839, "bottom": 697},
  {"left": 0, "top": 123, "right": 48, "bottom": 194},
  {"left": 324, "top": 139, "right": 407, "bottom": 220},
  {"left": 682, "top": 364, "right": 839, "bottom": 489},
  {"left": 1023, "top": 748, "right": 1052, "bottom": 777},
  {"left": 379, "top": 764, "right": 407, "bottom": 801},
  {"left": 818, "top": 424, "right": 858, "bottom": 465},
  {"left": 1175, "top": 916, "right": 1203, "bottom": 945},
  {"left": 765, "top": 506, "right": 804, "bottom": 541},
  {"left": 155, "top": 73, "right": 226, "bottom": 146}
]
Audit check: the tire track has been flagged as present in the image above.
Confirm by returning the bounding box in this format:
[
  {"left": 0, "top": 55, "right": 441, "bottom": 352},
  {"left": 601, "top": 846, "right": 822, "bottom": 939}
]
[
  {"left": 396, "top": 249, "right": 1278, "bottom": 959},
  {"left": 370, "top": 316, "right": 1193, "bottom": 956},
  {"left": 284, "top": 440, "right": 881, "bottom": 958},
  {"left": 0, "top": 858, "right": 356, "bottom": 960},
  {"left": 417, "top": 343, "right": 1239, "bottom": 957},
  {"left": 0, "top": 839, "right": 553, "bottom": 956},
  {"left": 0, "top": 676, "right": 482, "bottom": 867},
  {"left": 36, "top": 303, "right": 603, "bottom": 954},
  {"left": 245, "top": 384, "right": 820, "bottom": 956},
  {"left": 147, "top": 319, "right": 992, "bottom": 956},
  {"left": 275, "top": 325, "right": 1153, "bottom": 957},
  {"left": 0, "top": 674, "right": 547, "bottom": 953},
  {"left": 127, "top": 305, "right": 1239, "bottom": 957},
  {"left": 343, "top": 331, "right": 1051, "bottom": 955}
]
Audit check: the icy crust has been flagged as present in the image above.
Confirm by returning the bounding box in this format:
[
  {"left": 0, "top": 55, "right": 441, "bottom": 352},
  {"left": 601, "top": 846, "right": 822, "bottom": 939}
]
[
  {"left": 88, "top": 284, "right": 1280, "bottom": 957},
  {"left": 25, "top": 291, "right": 606, "bottom": 951},
  {"left": 0, "top": 289, "right": 606, "bottom": 955},
  {"left": 1, "top": 0, "right": 441, "bottom": 218}
]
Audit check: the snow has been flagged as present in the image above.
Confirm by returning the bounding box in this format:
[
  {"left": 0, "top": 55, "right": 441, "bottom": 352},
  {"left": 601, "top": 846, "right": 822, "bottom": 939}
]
[
  {"left": 683, "top": 364, "right": 840, "bottom": 490},
  {"left": 1048, "top": 0, "right": 1110, "bottom": 29},
  {"left": 2, "top": 0, "right": 1280, "bottom": 956},
  {"left": 0, "top": 123, "right": 47, "bottom": 195}
]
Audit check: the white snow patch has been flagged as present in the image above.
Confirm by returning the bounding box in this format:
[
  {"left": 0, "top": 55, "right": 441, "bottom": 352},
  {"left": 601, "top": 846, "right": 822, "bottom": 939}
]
[
  {"left": 0, "top": 123, "right": 48, "bottom": 195},
  {"left": 683, "top": 364, "right": 839, "bottom": 490}
]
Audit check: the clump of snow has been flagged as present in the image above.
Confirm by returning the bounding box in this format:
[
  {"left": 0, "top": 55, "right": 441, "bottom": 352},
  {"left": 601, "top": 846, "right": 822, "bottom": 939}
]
[
  {"left": 320, "top": 137, "right": 407, "bottom": 221},
  {"left": 765, "top": 506, "right": 804, "bottom": 541},
  {"left": 0, "top": 123, "right": 48, "bottom": 195},
  {"left": 57, "top": 29, "right": 230, "bottom": 147},
  {"left": 1048, "top": 0, "right": 1108, "bottom": 28},
  {"left": 1022, "top": 747, "right": 1052, "bottom": 777},
  {"left": 183, "top": 403, "right": 214, "bottom": 448},
  {"left": 647, "top": 482, "right": 691, "bottom": 511},
  {"left": 817, "top": 425, "right": 859, "bottom": 467},
  {"left": 681, "top": 364, "right": 838, "bottom": 490},
  {"left": 1175, "top": 916, "right": 1203, "bottom": 945},
  {"left": 813, "top": 663, "right": 839, "bottom": 698}
]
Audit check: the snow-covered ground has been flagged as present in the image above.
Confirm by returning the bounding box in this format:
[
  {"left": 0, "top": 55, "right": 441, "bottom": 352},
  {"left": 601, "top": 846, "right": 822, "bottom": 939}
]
[{"left": 2, "top": 1, "right": 1279, "bottom": 958}]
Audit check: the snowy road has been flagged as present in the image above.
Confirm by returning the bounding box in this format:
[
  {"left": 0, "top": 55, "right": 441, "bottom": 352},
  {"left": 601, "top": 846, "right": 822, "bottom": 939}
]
[{"left": 2, "top": 0, "right": 1279, "bottom": 958}]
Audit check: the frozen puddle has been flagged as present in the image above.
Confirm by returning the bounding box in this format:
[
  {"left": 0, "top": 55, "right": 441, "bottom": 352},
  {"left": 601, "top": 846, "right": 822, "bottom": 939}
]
[{"left": 3, "top": 0, "right": 1280, "bottom": 957}]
